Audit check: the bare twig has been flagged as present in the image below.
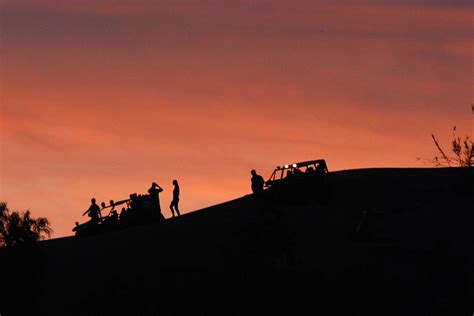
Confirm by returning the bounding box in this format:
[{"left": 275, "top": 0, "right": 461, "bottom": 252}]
[{"left": 431, "top": 133, "right": 452, "bottom": 167}]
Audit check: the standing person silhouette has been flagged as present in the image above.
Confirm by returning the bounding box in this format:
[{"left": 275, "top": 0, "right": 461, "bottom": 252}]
[
  {"left": 251, "top": 169, "right": 265, "bottom": 194},
  {"left": 169, "top": 179, "right": 181, "bottom": 217},
  {"left": 83, "top": 198, "right": 101, "bottom": 223},
  {"left": 148, "top": 182, "right": 163, "bottom": 214}
]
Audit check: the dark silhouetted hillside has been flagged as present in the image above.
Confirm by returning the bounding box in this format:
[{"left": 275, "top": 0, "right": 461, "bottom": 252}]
[{"left": 1, "top": 168, "right": 473, "bottom": 315}]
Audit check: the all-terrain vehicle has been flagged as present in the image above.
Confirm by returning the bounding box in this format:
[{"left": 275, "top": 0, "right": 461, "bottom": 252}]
[{"left": 264, "top": 159, "right": 330, "bottom": 204}]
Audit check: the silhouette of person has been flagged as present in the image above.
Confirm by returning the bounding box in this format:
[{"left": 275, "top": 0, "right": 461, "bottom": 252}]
[
  {"left": 251, "top": 169, "right": 265, "bottom": 194},
  {"left": 109, "top": 210, "right": 118, "bottom": 222},
  {"left": 119, "top": 207, "right": 127, "bottom": 220},
  {"left": 169, "top": 179, "right": 181, "bottom": 217},
  {"left": 293, "top": 168, "right": 303, "bottom": 176},
  {"left": 316, "top": 160, "right": 328, "bottom": 174},
  {"left": 148, "top": 182, "right": 164, "bottom": 214},
  {"left": 83, "top": 198, "right": 101, "bottom": 223},
  {"left": 100, "top": 201, "right": 107, "bottom": 218}
]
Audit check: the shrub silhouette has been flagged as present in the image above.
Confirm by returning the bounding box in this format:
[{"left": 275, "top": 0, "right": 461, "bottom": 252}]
[
  {"left": 419, "top": 126, "right": 473, "bottom": 167},
  {"left": 0, "top": 202, "right": 53, "bottom": 247}
]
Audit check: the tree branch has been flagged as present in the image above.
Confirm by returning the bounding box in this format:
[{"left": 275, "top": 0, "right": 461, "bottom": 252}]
[{"left": 431, "top": 133, "right": 452, "bottom": 167}]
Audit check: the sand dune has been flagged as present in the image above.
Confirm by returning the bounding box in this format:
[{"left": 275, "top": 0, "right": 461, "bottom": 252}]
[{"left": 1, "top": 167, "right": 472, "bottom": 315}]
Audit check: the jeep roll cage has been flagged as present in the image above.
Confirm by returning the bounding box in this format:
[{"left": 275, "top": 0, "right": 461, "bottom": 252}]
[{"left": 265, "top": 159, "right": 328, "bottom": 187}]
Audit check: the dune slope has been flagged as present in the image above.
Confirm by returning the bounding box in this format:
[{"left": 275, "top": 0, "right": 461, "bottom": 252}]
[{"left": 1, "top": 167, "right": 472, "bottom": 315}]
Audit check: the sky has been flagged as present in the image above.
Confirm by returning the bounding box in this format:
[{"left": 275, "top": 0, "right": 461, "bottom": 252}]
[{"left": 0, "top": 0, "right": 472, "bottom": 238}]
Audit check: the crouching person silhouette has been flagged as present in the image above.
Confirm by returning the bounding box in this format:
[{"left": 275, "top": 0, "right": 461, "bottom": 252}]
[{"left": 169, "top": 179, "right": 180, "bottom": 217}]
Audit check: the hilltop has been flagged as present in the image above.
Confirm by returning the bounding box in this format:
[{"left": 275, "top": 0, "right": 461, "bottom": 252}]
[{"left": 1, "top": 167, "right": 473, "bottom": 315}]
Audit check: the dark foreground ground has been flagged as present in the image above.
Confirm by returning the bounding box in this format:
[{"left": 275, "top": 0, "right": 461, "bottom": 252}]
[{"left": 1, "top": 168, "right": 473, "bottom": 315}]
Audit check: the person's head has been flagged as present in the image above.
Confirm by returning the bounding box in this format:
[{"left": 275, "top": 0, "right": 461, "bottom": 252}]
[
  {"left": 251, "top": 169, "right": 257, "bottom": 176},
  {"left": 101, "top": 202, "right": 106, "bottom": 208},
  {"left": 173, "top": 179, "right": 178, "bottom": 186},
  {"left": 109, "top": 200, "right": 114, "bottom": 206},
  {"left": 91, "top": 198, "right": 96, "bottom": 204},
  {"left": 152, "top": 182, "right": 158, "bottom": 187}
]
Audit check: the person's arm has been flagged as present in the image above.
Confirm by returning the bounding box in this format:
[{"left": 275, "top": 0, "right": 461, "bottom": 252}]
[{"left": 82, "top": 207, "right": 90, "bottom": 216}]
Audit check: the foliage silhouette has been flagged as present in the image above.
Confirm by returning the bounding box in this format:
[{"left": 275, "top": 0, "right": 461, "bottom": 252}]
[
  {"left": 0, "top": 201, "right": 52, "bottom": 247},
  {"left": 418, "top": 126, "right": 473, "bottom": 167}
]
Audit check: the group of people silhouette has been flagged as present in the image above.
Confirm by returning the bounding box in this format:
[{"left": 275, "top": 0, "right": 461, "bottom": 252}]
[
  {"left": 80, "top": 169, "right": 266, "bottom": 230},
  {"left": 75, "top": 163, "right": 328, "bottom": 236},
  {"left": 74, "top": 170, "right": 265, "bottom": 235},
  {"left": 82, "top": 180, "right": 181, "bottom": 227},
  {"left": 81, "top": 166, "right": 320, "bottom": 225}
]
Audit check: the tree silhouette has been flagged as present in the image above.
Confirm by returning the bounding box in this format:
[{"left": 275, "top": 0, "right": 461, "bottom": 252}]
[{"left": 0, "top": 202, "right": 52, "bottom": 247}]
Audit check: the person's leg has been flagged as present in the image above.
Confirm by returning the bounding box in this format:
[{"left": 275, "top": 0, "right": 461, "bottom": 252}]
[
  {"left": 175, "top": 200, "right": 180, "bottom": 216},
  {"left": 169, "top": 201, "right": 175, "bottom": 217}
]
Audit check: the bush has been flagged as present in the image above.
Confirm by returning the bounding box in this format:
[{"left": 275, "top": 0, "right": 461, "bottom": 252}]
[{"left": 424, "top": 126, "right": 473, "bottom": 167}]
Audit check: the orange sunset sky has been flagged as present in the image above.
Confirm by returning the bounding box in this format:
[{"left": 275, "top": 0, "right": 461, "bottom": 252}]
[{"left": 0, "top": 0, "right": 472, "bottom": 238}]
